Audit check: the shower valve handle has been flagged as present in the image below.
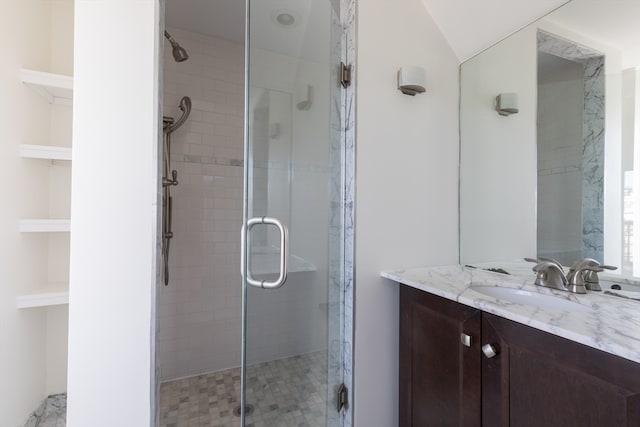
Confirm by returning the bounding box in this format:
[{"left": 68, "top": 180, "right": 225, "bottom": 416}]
[{"left": 162, "top": 170, "right": 179, "bottom": 187}]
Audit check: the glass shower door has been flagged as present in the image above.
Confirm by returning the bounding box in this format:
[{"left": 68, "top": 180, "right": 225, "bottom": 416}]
[{"left": 241, "top": 0, "right": 347, "bottom": 426}]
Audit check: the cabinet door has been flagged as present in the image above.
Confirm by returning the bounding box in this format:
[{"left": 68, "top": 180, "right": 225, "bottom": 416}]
[
  {"left": 482, "top": 313, "right": 640, "bottom": 427},
  {"left": 400, "top": 285, "right": 481, "bottom": 427}
]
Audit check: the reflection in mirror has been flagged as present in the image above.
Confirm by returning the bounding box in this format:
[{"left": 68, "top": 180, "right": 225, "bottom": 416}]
[
  {"left": 537, "top": 30, "right": 604, "bottom": 265},
  {"left": 460, "top": 0, "right": 640, "bottom": 279}
]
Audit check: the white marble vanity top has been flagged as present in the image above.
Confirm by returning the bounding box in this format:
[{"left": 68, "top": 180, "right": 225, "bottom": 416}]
[{"left": 381, "top": 263, "right": 640, "bottom": 364}]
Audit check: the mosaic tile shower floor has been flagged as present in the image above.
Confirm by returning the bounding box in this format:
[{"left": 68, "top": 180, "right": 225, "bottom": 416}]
[{"left": 159, "top": 351, "right": 327, "bottom": 427}]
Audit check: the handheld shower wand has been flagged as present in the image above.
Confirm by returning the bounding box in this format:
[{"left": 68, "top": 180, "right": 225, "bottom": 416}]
[{"left": 165, "top": 96, "right": 192, "bottom": 133}]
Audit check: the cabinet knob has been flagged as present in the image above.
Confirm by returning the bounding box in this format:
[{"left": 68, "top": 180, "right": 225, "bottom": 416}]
[
  {"left": 482, "top": 343, "right": 498, "bottom": 358},
  {"left": 460, "top": 333, "right": 473, "bottom": 347}
]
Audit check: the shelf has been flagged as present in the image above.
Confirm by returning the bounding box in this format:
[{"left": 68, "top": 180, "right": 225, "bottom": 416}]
[
  {"left": 19, "top": 219, "right": 71, "bottom": 233},
  {"left": 20, "top": 68, "right": 73, "bottom": 106},
  {"left": 17, "top": 287, "right": 69, "bottom": 309},
  {"left": 20, "top": 144, "right": 72, "bottom": 161}
]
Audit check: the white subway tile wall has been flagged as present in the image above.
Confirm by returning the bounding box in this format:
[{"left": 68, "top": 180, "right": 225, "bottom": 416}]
[
  {"left": 159, "top": 26, "right": 332, "bottom": 384},
  {"left": 159, "top": 28, "right": 245, "bottom": 380}
]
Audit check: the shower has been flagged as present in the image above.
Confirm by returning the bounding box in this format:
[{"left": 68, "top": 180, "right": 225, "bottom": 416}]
[
  {"left": 164, "top": 30, "right": 189, "bottom": 62},
  {"left": 158, "top": 2, "right": 353, "bottom": 424},
  {"left": 162, "top": 96, "right": 191, "bottom": 285}
]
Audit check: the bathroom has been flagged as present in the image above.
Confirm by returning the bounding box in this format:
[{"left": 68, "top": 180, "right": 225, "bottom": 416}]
[{"left": 3, "top": 0, "right": 640, "bottom": 426}]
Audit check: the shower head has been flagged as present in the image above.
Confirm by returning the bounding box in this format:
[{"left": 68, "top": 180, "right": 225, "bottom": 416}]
[{"left": 164, "top": 30, "right": 189, "bottom": 62}]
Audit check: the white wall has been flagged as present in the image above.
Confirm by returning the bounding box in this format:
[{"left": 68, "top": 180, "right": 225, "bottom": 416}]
[
  {"left": 1, "top": 1, "right": 73, "bottom": 424},
  {"left": 355, "top": 0, "right": 460, "bottom": 425},
  {"left": 67, "top": 1, "right": 159, "bottom": 425},
  {"left": 1, "top": 4, "right": 50, "bottom": 424},
  {"left": 47, "top": 0, "right": 74, "bottom": 397}
]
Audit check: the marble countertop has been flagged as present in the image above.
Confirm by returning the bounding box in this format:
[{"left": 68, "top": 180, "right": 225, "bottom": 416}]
[{"left": 381, "top": 263, "right": 640, "bottom": 364}]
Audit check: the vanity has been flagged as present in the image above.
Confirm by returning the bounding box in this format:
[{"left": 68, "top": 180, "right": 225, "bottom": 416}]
[
  {"left": 383, "top": 265, "right": 640, "bottom": 427},
  {"left": 396, "top": 0, "right": 640, "bottom": 424},
  {"left": 389, "top": 0, "right": 640, "bottom": 424}
]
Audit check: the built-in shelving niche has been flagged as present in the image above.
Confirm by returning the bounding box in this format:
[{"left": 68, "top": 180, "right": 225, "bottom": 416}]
[{"left": 17, "top": 68, "right": 73, "bottom": 309}]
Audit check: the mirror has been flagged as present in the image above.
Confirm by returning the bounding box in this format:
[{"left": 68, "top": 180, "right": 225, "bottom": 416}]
[{"left": 460, "top": 0, "right": 640, "bottom": 279}]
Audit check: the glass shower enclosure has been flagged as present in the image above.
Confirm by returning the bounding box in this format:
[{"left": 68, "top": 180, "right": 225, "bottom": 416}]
[{"left": 240, "top": 0, "right": 351, "bottom": 426}]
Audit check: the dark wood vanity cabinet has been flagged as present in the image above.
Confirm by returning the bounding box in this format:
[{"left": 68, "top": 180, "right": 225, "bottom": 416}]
[
  {"left": 482, "top": 313, "right": 640, "bottom": 427},
  {"left": 399, "top": 285, "right": 640, "bottom": 427},
  {"left": 399, "top": 285, "right": 482, "bottom": 426}
]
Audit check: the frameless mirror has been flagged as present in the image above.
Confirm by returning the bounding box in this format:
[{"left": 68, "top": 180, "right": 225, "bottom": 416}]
[{"left": 460, "top": 0, "right": 640, "bottom": 279}]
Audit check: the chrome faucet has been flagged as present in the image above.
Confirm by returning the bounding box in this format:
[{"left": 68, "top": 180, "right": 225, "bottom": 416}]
[{"left": 567, "top": 258, "right": 617, "bottom": 291}]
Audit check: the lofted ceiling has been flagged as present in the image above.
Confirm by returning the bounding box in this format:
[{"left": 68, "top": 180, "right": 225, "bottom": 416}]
[
  {"left": 420, "top": 0, "right": 570, "bottom": 61},
  {"left": 167, "top": 0, "right": 640, "bottom": 68},
  {"left": 165, "top": 0, "right": 570, "bottom": 64},
  {"left": 165, "top": 0, "right": 245, "bottom": 44},
  {"left": 165, "top": 0, "right": 326, "bottom": 59},
  {"left": 165, "top": 0, "right": 640, "bottom": 67}
]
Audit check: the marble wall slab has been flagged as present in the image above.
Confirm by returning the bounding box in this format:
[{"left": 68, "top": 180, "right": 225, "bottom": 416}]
[
  {"left": 327, "top": 0, "right": 355, "bottom": 425},
  {"left": 22, "top": 394, "right": 66, "bottom": 427}
]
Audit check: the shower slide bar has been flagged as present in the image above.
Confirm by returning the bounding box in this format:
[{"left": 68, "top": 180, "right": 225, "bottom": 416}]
[{"left": 162, "top": 96, "right": 191, "bottom": 286}]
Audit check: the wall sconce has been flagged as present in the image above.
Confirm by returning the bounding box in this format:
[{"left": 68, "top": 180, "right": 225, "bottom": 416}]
[
  {"left": 397, "top": 66, "right": 426, "bottom": 96},
  {"left": 496, "top": 93, "right": 519, "bottom": 116}
]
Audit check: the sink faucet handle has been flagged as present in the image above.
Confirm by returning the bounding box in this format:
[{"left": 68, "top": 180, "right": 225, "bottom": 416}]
[
  {"left": 526, "top": 257, "right": 564, "bottom": 272},
  {"left": 570, "top": 258, "right": 613, "bottom": 270},
  {"left": 583, "top": 263, "right": 616, "bottom": 291},
  {"left": 538, "top": 257, "right": 565, "bottom": 272},
  {"left": 572, "top": 258, "right": 599, "bottom": 267}
]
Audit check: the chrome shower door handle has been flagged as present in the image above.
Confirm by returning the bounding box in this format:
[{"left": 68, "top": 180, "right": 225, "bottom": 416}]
[{"left": 241, "top": 216, "right": 289, "bottom": 289}]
